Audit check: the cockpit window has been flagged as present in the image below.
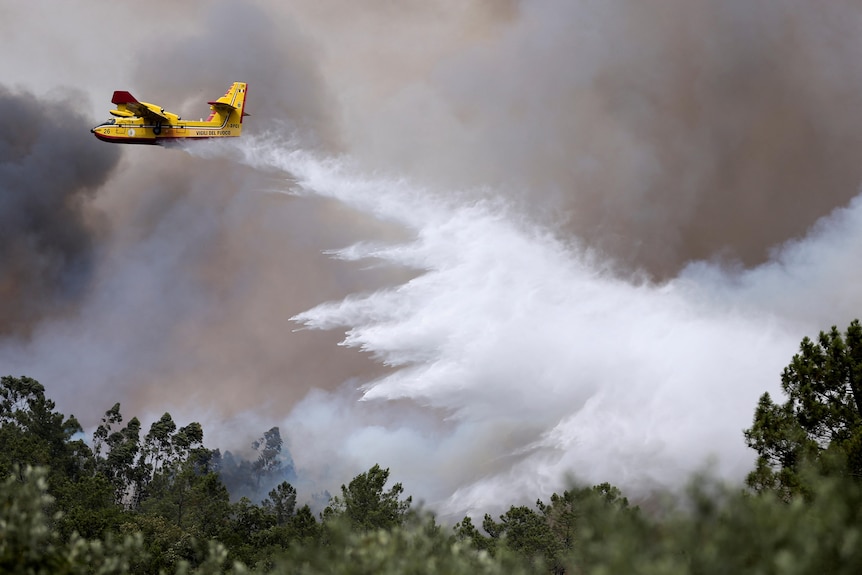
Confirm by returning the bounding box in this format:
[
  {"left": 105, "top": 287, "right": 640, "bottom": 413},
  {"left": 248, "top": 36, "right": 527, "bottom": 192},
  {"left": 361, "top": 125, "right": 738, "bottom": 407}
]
[{"left": 91, "top": 119, "right": 116, "bottom": 131}]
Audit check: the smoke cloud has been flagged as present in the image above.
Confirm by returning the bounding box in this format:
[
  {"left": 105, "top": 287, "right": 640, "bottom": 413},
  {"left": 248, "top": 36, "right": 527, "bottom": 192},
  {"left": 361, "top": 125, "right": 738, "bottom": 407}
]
[
  {"left": 131, "top": 0, "right": 340, "bottom": 150},
  {"left": 0, "top": 86, "right": 120, "bottom": 335},
  {"left": 323, "top": 0, "right": 862, "bottom": 277},
  {"left": 3, "top": 0, "right": 862, "bottom": 519}
]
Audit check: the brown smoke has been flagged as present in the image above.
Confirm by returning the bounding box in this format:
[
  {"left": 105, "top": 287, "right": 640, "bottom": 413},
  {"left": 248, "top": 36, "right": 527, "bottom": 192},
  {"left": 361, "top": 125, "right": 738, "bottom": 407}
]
[
  {"left": 561, "top": 1, "right": 862, "bottom": 276},
  {"left": 84, "top": 0, "right": 413, "bottom": 421},
  {"left": 303, "top": 0, "right": 862, "bottom": 277}
]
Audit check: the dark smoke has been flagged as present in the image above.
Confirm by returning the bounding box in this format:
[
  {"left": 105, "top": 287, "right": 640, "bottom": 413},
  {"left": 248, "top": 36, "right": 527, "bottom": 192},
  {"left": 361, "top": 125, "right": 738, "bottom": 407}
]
[{"left": 0, "top": 86, "right": 120, "bottom": 336}]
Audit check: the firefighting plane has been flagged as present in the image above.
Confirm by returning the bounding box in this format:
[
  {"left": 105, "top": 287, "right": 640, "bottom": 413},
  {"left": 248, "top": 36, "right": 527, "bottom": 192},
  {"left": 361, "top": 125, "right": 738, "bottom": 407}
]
[{"left": 91, "top": 82, "right": 248, "bottom": 144}]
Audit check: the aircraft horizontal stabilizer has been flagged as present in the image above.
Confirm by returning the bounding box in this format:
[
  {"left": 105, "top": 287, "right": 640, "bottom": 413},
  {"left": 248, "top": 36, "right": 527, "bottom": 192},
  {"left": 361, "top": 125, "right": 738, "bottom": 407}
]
[
  {"left": 207, "top": 99, "right": 237, "bottom": 109},
  {"left": 207, "top": 103, "right": 250, "bottom": 117},
  {"left": 208, "top": 99, "right": 249, "bottom": 116}
]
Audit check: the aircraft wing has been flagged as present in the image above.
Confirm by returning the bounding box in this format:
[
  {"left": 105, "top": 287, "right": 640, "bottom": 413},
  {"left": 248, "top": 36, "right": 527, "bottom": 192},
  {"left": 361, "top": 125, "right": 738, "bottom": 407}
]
[{"left": 111, "top": 91, "right": 170, "bottom": 122}]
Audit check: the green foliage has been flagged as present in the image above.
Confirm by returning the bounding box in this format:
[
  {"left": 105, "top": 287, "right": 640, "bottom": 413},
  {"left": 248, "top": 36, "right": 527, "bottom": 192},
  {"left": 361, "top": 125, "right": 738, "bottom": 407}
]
[
  {"left": 0, "top": 376, "right": 88, "bottom": 488},
  {"left": 289, "top": 503, "right": 322, "bottom": 541},
  {"left": 141, "top": 465, "right": 231, "bottom": 541},
  {"left": 569, "top": 474, "right": 862, "bottom": 575},
  {"left": 322, "top": 464, "right": 412, "bottom": 533},
  {"left": 262, "top": 516, "right": 533, "bottom": 575},
  {"left": 453, "top": 515, "right": 496, "bottom": 554},
  {"left": 745, "top": 320, "right": 862, "bottom": 498},
  {"left": 457, "top": 475, "right": 862, "bottom": 575},
  {"left": 52, "top": 472, "right": 128, "bottom": 540},
  {"left": 0, "top": 466, "right": 144, "bottom": 575},
  {"left": 263, "top": 481, "right": 297, "bottom": 526},
  {"left": 0, "top": 379, "right": 246, "bottom": 573},
  {"left": 8, "top": 462, "right": 862, "bottom": 575},
  {"left": 0, "top": 376, "right": 116, "bottom": 543},
  {"left": 119, "top": 514, "right": 195, "bottom": 574},
  {"left": 489, "top": 505, "right": 557, "bottom": 569},
  {"left": 6, "top": 347, "right": 862, "bottom": 575},
  {"left": 92, "top": 403, "right": 145, "bottom": 506},
  {"left": 464, "top": 482, "right": 643, "bottom": 573}
]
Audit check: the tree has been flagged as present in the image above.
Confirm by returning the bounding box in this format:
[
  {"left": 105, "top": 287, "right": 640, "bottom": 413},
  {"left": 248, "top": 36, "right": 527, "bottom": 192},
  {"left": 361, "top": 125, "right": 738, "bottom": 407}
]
[
  {"left": 454, "top": 515, "right": 496, "bottom": 554},
  {"left": 482, "top": 505, "right": 557, "bottom": 569},
  {"left": 464, "top": 483, "right": 639, "bottom": 574},
  {"left": 137, "top": 455, "right": 231, "bottom": 541},
  {"left": 92, "top": 403, "right": 122, "bottom": 460},
  {"left": 0, "top": 376, "right": 88, "bottom": 486},
  {"left": 251, "top": 427, "right": 296, "bottom": 492},
  {"left": 216, "top": 428, "right": 297, "bottom": 502},
  {"left": 287, "top": 504, "right": 320, "bottom": 541},
  {"left": 262, "top": 481, "right": 297, "bottom": 526},
  {"left": 92, "top": 404, "right": 144, "bottom": 507},
  {"left": 140, "top": 412, "right": 177, "bottom": 476},
  {"left": 0, "top": 376, "right": 115, "bottom": 539},
  {"left": 322, "top": 464, "right": 412, "bottom": 532},
  {"left": 252, "top": 427, "right": 283, "bottom": 478},
  {"left": 213, "top": 450, "right": 257, "bottom": 500},
  {"left": 92, "top": 402, "right": 212, "bottom": 514},
  {"left": 53, "top": 472, "right": 127, "bottom": 541},
  {"left": 545, "top": 483, "right": 646, "bottom": 574},
  {"left": 0, "top": 466, "right": 146, "bottom": 575},
  {"left": 744, "top": 320, "right": 862, "bottom": 498},
  {"left": 265, "top": 516, "right": 534, "bottom": 575}
]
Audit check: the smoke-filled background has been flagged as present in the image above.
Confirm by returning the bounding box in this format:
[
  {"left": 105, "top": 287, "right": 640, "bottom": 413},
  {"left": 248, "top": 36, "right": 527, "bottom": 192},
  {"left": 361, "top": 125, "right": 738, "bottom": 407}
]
[{"left": 3, "top": 0, "right": 862, "bottom": 518}]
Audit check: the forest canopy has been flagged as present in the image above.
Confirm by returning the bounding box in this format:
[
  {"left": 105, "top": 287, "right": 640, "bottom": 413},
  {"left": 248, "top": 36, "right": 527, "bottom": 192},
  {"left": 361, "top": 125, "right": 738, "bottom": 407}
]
[{"left": 2, "top": 321, "right": 862, "bottom": 573}]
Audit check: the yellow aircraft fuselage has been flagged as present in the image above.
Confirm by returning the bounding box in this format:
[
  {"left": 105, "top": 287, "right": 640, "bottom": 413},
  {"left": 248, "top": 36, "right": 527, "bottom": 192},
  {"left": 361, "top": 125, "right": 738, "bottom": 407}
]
[{"left": 92, "top": 82, "right": 248, "bottom": 145}]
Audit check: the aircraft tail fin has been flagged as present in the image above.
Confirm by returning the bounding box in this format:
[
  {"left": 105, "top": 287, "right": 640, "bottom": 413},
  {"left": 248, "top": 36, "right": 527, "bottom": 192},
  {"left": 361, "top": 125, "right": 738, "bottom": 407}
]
[
  {"left": 111, "top": 91, "right": 139, "bottom": 105},
  {"left": 206, "top": 82, "right": 249, "bottom": 130},
  {"left": 110, "top": 91, "right": 140, "bottom": 117}
]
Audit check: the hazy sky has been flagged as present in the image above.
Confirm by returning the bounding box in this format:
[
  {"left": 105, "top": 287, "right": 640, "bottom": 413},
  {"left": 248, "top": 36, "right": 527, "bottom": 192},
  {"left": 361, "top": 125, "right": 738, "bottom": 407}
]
[{"left": 2, "top": 0, "right": 862, "bottom": 517}]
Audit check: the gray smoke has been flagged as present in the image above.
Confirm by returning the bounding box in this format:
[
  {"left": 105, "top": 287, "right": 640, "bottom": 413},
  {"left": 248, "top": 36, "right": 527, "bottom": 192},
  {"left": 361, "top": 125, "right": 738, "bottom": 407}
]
[
  {"left": 0, "top": 86, "right": 120, "bottom": 335},
  {"left": 133, "top": 0, "right": 339, "bottom": 150}
]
